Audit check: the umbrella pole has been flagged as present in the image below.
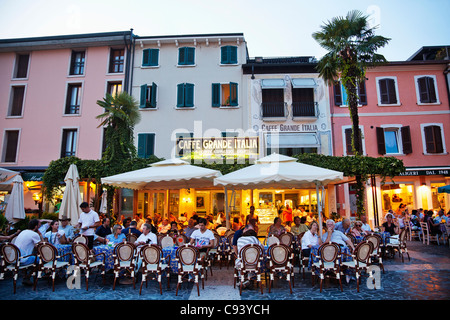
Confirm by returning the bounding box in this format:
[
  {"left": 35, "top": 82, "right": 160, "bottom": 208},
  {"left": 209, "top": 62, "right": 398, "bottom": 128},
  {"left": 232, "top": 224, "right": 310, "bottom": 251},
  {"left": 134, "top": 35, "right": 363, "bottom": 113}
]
[
  {"left": 224, "top": 187, "right": 230, "bottom": 230},
  {"left": 316, "top": 183, "right": 322, "bottom": 237}
]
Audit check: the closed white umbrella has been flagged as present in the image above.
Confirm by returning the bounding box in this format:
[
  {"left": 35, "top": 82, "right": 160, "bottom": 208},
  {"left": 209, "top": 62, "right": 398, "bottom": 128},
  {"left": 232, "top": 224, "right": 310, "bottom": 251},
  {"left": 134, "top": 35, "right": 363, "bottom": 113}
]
[
  {"left": 59, "top": 164, "right": 82, "bottom": 226},
  {"left": 0, "top": 167, "right": 20, "bottom": 191},
  {"left": 4, "top": 174, "right": 26, "bottom": 222},
  {"left": 99, "top": 189, "right": 108, "bottom": 214}
]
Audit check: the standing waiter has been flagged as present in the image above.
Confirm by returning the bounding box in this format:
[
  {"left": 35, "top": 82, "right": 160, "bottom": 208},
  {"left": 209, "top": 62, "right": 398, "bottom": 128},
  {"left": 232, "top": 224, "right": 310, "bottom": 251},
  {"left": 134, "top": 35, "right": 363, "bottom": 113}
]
[{"left": 75, "top": 202, "right": 100, "bottom": 249}]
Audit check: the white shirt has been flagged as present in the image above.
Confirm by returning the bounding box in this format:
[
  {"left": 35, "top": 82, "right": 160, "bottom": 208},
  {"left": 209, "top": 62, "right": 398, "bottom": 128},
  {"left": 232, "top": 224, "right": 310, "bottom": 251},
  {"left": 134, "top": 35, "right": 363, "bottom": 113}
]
[
  {"left": 136, "top": 232, "right": 158, "bottom": 246},
  {"left": 44, "top": 230, "right": 65, "bottom": 245},
  {"left": 14, "top": 230, "right": 41, "bottom": 257},
  {"left": 301, "top": 230, "right": 320, "bottom": 250},
  {"left": 361, "top": 222, "right": 372, "bottom": 232},
  {"left": 78, "top": 210, "right": 100, "bottom": 236},
  {"left": 190, "top": 229, "right": 215, "bottom": 248}
]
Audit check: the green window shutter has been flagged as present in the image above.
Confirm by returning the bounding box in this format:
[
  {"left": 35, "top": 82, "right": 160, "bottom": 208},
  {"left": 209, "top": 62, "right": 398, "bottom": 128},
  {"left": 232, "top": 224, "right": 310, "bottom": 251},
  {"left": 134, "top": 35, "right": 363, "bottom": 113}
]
[
  {"left": 140, "top": 84, "right": 148, "bottom": 108},
  {"left": 185, "top": 83, "right": 194, "bottom": 107},
  {"left": 178, "top": 48, "right": 186, "bottom": 65},
  {"left": 142, "top": 49, "right": 150, "bottom": 66},
  {"left": 149, "top": 49, "right": 159, "bottom": 66},
  {"left": 221, "top": 46, "right": 238, "bottom": 64},
  {"left": 177, "top": 83, "right": 185, "bottom": 107},
  {"left": 186, "top": 47, "right": 195, "bottom": 65},
  {"left": 212, "top": 83, "right": 220, "bottom": 107},
  {"left": 138, "top": 133, "right": 155, "bottom": 158},
  {"left": 230, "top": 82, "right": 238, "bottom": 106},
  {"left": 150, "top": 82, "right": 157, "bottom": 107}
]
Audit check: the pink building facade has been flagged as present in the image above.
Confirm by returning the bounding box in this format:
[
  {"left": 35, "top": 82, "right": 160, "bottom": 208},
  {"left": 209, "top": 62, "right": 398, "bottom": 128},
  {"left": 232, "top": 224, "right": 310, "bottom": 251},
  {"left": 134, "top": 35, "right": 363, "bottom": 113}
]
[
  {"left": 0, "top": 31, "right": 133, "bottom": 212},
  {"left": 331, "top": 57, "right": 450, "bottom": 227}
]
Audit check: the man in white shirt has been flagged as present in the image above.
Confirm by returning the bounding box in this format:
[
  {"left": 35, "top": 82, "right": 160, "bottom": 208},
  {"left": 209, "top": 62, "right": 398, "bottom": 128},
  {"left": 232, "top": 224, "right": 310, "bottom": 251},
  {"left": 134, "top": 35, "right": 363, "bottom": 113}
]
[
  {"left": 360, "top": 215, "right": 373, "bottom": 234},
  {"left": 189, "top": 218, "right": 215, "bottom": 259},
  {"left": 321, "top": 219, "right": 355, "bottom": 250},
  {"left": 14, "top": 219, "right": 44, "bottom": 285},
  {"left": 75, "top": 202, "right": 100, "bottom": 249},
  {"left": 135, "top": 223, "right": 158, "bottom": 272}
]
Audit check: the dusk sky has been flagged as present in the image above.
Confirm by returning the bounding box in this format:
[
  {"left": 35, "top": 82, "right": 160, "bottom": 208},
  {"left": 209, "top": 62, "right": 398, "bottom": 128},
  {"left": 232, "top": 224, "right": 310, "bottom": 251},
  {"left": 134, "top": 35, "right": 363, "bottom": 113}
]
[{"left": 0, "top": 0, "right": 449, "bottom": 61}]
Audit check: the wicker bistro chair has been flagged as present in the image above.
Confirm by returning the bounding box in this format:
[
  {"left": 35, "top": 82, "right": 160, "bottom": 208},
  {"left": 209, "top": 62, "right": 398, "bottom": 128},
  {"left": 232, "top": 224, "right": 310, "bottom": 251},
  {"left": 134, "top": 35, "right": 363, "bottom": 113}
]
[
  {"left": 279, "top": 232, "right": 295, "bottom": 249},
  {"left": 267, "top": 244, "right": 295, "bottom": 294},
  {"left": 71, "top": 242, "right": 106, "bottom": 291},
  {"left": 266, "top": 235, "right": 280, "bottom": 247},
  {"left": 363, "top": 234, "right": 384, "bottom": 273},
  {"left": 234, "top": 244, "right": 265, "bottom": 295},
  {"left": 139, "top": 244, "right": 171, "bottom": 295},
  {"left": 420, "top": 222, "right": 440, "bottom": 245},
  {"left": 208, "top": 233, "right": 224, "bottom": 269},
  {"left": 311, "top": 242, "right": 343, "bottom": 293},
  {"left": 112, "top": 242, "right": 138, "bottom": 290},
  {"left": 174, "top": 234, "right": 188, "bottom": 246},
  {"left": 126, "top": 233, "right": 138, "bottom": 244},
  {"left": 34, "top": 242, "right": 71, "bottom": 292},
  {"left": 220, "top": 233, "right": 235, "bottom": 269},
  {"left": 341, "top": 240, "right": 374, "bottom": 292},
  {"left": 160, "top": 235, "right": 175, "bottom": 248},
  {"left": 73, "top": 235, "right": 88, "bottom": 244},
  {"left": 0, "top": 243, "right": 37, "bottom": 294},
  {"left": 386, "top": 228, "right": 410, "bottom": 262},
  {"left": 175, "top": 245, "right": 203, "bottom": 296}
]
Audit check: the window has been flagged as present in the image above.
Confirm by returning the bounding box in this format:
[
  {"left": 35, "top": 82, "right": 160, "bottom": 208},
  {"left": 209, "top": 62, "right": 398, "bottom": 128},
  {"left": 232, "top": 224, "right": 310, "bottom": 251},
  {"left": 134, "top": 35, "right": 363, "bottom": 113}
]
[
  {"left": 107, "top": 81, "right": 122, "bottom": 97},
  {"left": 415, "top": 75, "right": 439, "bottom": 104},
  {"left": 266, "top": 133, "right": 318, "bottom": 156},
  {"left": 376, "top": 126, "right": 412, "bottom": 155},
  {"left": 140, "top": 83, "right": 157, "bottom": 108},
  {"left": 292, "top": 88, "right": 315, "bottom": 117},
  {"left": 376, "top": 77, "right": 399, "bottom": 105},
  {"left": 211, "top": 82, "right": 238, "bottom": 107},
  {"left": 343, "top": 126, "right": 365, "bottom": 156},
  {"left": 60, "top": 129, "right": 78, "bottom": 158},
  {"left": 69, "top": 50, "right": 85, "bottom": 75},
  {"left": 109, "top": 48, "right": 124, "bottom": 73},
  {"left": 178, "top": 47, "right": 195, "bottom": 65},
  {"left": 422, "top": 124, "right": 445, "bottom": 154},
  {"left": 220, "top": 46, "right": 238, "bottom": 64},
  {"left": 261, "top": 89, "right": 285, "bottom": 118},
  {"left": 14, "top": 54, "right": 30, "bottom": 79},
  {"left": 65, "top": 83, "right": 82, "bottom": 114},
  {"left": 1, "top": 130, "right": 19, "bottom": 163},
  {"left": 177, "top": 83, "right": 194, "bottom": 108},
  {"left": 333, "top": 80, "right": 367, "bottom": 106},
  {"left": 137, "top": 133, "right": 155, "bottom": 158},
  {"left": 8, "top": 86, "right": 25, "bottom": 117},
  {"left": 142, "top": 48, "right": 159, "bottom": 67}
]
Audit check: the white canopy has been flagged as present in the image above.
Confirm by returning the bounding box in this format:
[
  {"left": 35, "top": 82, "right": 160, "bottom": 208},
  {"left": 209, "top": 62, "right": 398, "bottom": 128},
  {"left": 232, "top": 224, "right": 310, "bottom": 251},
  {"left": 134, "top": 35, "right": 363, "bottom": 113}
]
[
  {"left": 0, "top": 167, "right": 20, "bottom": 191},
  {"left": 4, "top": 175, "right": 26, "bottom": 222},
  {"left": 101, "top": 158, "right": 222, "bottom": 190},
  {"left": 214, "top": 153, "right": 343, "bottom": 189},
  {"left": 59, "top": 164, "right": 82, "bottom": 225},
  {"left": 214, "top": 153, "right": 344, "bottom": 234}
]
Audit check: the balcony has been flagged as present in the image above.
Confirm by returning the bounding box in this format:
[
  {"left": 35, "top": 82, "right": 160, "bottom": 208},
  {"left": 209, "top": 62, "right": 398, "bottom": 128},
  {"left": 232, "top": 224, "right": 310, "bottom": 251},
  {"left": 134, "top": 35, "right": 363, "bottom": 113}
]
[
  {"left": 261, "top": 102, "right": 287, "bottom": 120},
  {"left": 292, "top": 101, "right": 318, "bottom": 121}
]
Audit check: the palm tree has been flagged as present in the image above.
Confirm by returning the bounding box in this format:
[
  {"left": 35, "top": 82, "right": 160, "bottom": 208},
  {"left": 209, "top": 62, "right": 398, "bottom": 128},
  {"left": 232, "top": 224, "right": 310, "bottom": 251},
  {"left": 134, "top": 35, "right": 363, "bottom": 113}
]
[
  {"left": 312, "top": 10, "right": 390, "bottom": 215},
  {"left": 96, "top": 91, "right": 141, "bottom": 164}
]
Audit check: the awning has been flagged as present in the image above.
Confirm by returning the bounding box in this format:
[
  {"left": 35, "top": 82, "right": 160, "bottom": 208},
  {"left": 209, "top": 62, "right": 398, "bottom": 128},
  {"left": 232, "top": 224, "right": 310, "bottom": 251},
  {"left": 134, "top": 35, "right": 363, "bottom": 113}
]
[
  {"left": 261, "top": 79, "right": 286, "bottom": 89},
  {"left": 266, "top": 132, "right": 319, "bottom": 148},
  {"left": 291, "top": 78, "right": 317, "bottom": 88}
]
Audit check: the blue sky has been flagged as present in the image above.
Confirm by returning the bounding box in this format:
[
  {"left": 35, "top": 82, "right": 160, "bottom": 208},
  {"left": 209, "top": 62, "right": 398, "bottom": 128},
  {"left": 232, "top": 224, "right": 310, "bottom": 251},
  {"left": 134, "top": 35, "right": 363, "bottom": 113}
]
[{"left": 0, "top": 0, "right": 448, "bottom": 61}]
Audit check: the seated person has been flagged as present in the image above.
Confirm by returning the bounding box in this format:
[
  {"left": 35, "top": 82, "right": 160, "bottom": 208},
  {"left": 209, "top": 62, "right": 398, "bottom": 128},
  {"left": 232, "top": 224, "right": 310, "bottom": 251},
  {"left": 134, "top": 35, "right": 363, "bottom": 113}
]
[
  {"left": 44, "top": 220, "right": 67, "bottom": 245},
  {"left": 350, "top": 221, "right": 368, "bottom": 238},
  {"left": 157, "top": 219, "right": 171, "bottom": 234},
  {"left": 58, "top": 215, "right": 76, "bottom": 242},
  {"left": 121, "top": 220, "right": 142, "bottom": 237},
  {"left": 321, "top": 219, "right": 355, "bottom": 250},
  {"left": 335, "top": 218, "right": 351, "bottom": 234},
  {"left": 106, "top": 225, "right": 126, "bottom": 245},
  {"left": 167, "top": 221, "right": 180, "bottom": 237},
  {"left": 301, "top": 221, "right": 322, "bottom": 258},
  {"left": 291, "top": 216, "right": 309, "bottom": 236},
  {"left": 189, "top": 218, "right": 215, "bottom": 259},
  {"left": 95, "top": 218, "right": 112, "bottom": 238},
  {"left": 381, "top": 213, "right": 399, "bottom": 236},
  {"left": 267, "top": 217, "right": 286, "bottom": 237}
]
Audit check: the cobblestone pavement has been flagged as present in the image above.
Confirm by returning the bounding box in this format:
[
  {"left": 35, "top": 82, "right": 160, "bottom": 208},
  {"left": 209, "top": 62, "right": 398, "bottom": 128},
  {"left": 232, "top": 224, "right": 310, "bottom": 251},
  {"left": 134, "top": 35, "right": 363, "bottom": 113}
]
[{"left": 0, "top": 240, "right": 449, "bottom": 301}]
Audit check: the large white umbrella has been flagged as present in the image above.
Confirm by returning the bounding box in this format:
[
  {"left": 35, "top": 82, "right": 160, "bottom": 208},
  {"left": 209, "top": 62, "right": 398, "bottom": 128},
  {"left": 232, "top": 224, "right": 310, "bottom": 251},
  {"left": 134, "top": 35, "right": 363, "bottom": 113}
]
[
  {"left": 214, "top": 153, "right": 344, "bottom": 234},
  {"left": 101, "top": 158, "right": 222, "bottom": 190},
  {"left": 0, "top": 167, "right": 20, "bottom": 191},
  {"left": 4, "top": 174, "right": 26, "bottom": 222},
  {"left": 59, "top": 164, "right": 82, "bottom": 226}
]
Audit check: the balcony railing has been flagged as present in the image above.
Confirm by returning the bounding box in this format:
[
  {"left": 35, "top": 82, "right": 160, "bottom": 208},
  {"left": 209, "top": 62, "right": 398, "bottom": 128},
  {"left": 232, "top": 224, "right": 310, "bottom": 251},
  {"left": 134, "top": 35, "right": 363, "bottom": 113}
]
[
  {"left": 261, "top": 102, "right": 286, "bottom": 118},
  {"left": 292, "top": 101, "right": 317, "bottom": 118}
]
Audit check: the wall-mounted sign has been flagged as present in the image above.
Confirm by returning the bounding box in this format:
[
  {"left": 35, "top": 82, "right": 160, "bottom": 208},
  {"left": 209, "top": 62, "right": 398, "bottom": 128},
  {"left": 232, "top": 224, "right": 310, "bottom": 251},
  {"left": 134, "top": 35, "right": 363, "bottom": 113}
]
[
  {"left": 261, "top": 124, "right": 318, "bottom": 132},
  {"left": 176, "top": 137, "right": 259, "bottom": 158},
  {"left": 399, "top": 169, "right": 449, "bottom": 176}
]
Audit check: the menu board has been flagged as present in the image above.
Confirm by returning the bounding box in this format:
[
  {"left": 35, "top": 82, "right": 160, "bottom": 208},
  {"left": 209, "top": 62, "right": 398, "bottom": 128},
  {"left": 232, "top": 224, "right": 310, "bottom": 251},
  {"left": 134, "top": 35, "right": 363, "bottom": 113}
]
[{"left": 256, "top": 208, "right": 278, "bottom": 224}]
